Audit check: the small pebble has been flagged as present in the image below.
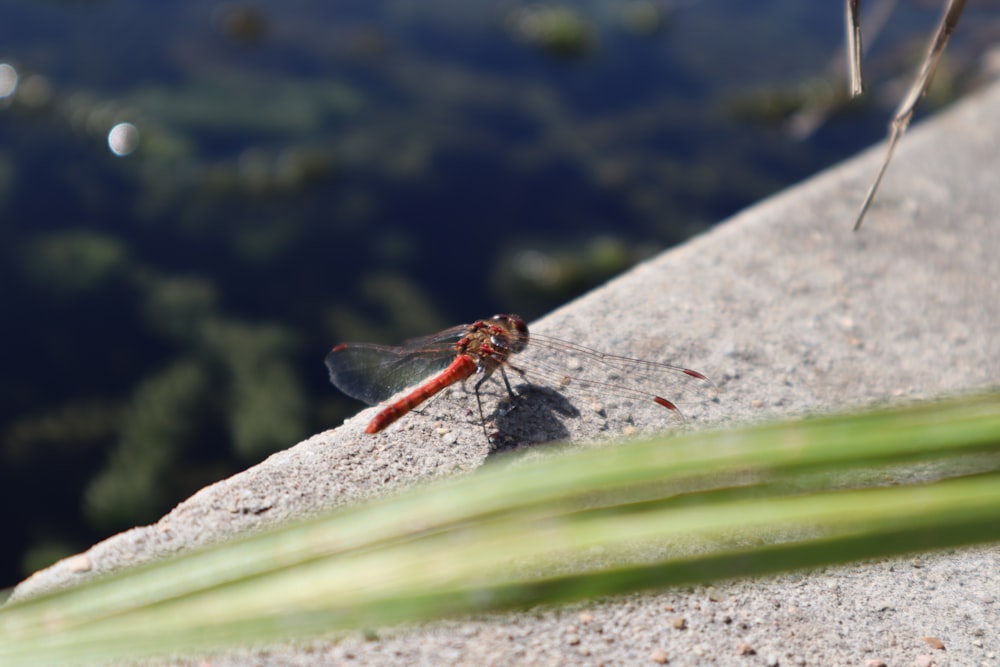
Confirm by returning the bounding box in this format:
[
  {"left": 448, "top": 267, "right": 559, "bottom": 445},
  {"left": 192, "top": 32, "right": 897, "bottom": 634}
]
[
  {"left": 65, "top": 555, "right": 93, "bottom": 573},
  {"left": 650, "top": 648, "right": 669, "bottom": 664},
  {"left": 922, "top": 636, "right": 945, "bottom": 650}
]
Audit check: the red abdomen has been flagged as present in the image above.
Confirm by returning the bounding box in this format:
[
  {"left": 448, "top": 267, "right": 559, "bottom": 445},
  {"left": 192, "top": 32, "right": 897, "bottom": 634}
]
[{"left": 365, "top": 354, "right": 477, "bottom": 433}]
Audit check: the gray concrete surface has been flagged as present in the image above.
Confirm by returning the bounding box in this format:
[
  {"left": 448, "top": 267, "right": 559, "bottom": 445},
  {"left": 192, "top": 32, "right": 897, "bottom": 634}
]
[{"left": 12, "top": 78, "right": 1000, "bottom": 666}]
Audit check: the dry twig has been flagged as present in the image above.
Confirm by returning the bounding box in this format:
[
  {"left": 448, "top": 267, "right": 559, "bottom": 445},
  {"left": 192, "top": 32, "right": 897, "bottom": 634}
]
[{"left": 853, "top": 0, "right": 968, "bottom": 231}]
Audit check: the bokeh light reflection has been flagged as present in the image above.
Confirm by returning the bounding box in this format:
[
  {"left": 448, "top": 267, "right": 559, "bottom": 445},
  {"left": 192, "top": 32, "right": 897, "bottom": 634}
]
[
  {"left": 0, "top": 63, "right": 19, "bottom": 99},
  {"left": 107, "top": 122, "right": 140, "bottom": 156}
]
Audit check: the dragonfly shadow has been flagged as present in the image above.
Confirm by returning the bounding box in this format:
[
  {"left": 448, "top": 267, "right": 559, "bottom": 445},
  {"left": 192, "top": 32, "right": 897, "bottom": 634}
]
[{"left": 488, "top": 383, "right": 579, "bottom": 456}]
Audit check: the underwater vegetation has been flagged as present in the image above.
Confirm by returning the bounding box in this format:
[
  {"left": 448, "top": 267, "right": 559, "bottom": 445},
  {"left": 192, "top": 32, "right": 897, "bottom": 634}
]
[{"left": 1, "top": 0, "right": 998, "bottom": 587}]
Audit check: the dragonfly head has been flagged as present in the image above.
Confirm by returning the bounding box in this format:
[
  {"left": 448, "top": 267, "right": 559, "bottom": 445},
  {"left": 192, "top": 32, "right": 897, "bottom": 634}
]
[{"left": 491, "top": 314, "right": 529, "bottom": 354}]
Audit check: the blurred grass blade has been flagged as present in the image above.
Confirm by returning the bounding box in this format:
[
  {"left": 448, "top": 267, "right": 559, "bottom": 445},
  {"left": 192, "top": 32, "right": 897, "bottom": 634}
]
[{"left": 1, "top": 392, "right": 999, "bottom": 666}]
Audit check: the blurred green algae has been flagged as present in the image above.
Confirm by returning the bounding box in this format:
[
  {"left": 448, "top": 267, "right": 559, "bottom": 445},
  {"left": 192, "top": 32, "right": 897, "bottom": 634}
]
[
  {"left": 6, "top": 230, "right": 311, "bottom": 541},
  {"left": 22, "top": 231, "right": 130, "bottom": 295},
  {"left": 84, "top": 359, "right": 211, "bottom": 530},
  {"left": 128, "top": 75, "right": 365, "bottom": 136}
]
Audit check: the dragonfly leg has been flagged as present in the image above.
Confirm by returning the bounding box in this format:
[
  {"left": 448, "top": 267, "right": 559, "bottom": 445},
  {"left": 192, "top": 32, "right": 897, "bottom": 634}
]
[
  {"left": 471, "top": 372, "right": 493, "bottom": 442},
  {"left": 498, "top": 366, "right": 521, "bottom": 400},
  {"left": 491, "top": 365, "right": 531, "bottom": 422}
]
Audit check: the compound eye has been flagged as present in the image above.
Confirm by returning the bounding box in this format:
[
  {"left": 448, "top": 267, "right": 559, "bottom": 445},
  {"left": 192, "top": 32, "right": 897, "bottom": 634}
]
[{"left": 507, "top": 315, "right": 529, "bottom": 352}]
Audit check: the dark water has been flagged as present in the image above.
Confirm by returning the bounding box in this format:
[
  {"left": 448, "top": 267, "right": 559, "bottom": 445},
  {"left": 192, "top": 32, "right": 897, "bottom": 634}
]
[{"left": 1, "top": 0, "right": 995, "bottom": 588}]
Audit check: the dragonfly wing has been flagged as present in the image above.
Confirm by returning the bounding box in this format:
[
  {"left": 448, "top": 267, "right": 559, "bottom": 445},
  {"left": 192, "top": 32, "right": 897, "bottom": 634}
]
[
  {"left": 518, "top": 334, "right": 715, "bottom": 407},
  {"left": 326, "top": 343, "right": 460, "bottom": 405}
]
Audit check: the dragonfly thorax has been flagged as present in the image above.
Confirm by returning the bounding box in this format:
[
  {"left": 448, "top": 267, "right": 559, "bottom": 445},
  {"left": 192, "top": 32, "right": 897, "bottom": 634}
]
[
  {"left": 458, "top": 315, "right": 529, "bottom": 373},
  {"left": 489, "top": 314, "right": 529, "bottom": 354}
]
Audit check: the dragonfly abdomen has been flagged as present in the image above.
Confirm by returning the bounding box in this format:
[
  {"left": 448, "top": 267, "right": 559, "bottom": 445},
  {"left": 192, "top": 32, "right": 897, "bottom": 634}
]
[{"left": 365, "top": 354, "right": 478, "bottom": 433}]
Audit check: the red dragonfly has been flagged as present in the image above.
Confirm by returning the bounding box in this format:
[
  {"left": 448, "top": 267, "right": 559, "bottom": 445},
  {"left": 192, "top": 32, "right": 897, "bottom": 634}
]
[{"left": 326, "top": 314, "right": 712, "bottom": 435}]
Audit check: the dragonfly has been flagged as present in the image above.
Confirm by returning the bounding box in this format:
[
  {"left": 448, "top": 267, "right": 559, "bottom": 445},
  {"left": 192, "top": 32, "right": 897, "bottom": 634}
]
[{"left": 325, "top": 314, "right": 713, "bottom": 436}]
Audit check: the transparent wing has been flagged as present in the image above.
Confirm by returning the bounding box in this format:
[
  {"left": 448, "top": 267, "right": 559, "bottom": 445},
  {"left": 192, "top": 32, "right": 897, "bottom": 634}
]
[
  {"left": 325, "top": 325, "right": 469, "bottom": 405},
  {"left": 512, "top": 332, "right": 716, "bottom": 413}
]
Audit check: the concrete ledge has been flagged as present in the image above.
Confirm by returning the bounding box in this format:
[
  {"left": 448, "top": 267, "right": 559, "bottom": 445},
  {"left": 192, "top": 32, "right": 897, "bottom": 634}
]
[{"left": 12, "top": 79, "right": 1000, "bottom": 665}]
